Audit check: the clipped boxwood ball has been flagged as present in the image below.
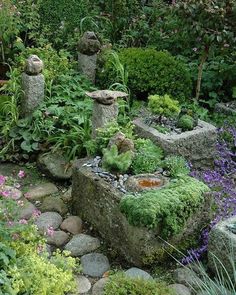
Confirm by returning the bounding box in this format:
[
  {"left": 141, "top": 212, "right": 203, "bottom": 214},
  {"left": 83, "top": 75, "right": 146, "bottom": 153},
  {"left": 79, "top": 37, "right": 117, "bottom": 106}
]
[{"left": 97, "top": 48, "right": 192, "bottom": 101}]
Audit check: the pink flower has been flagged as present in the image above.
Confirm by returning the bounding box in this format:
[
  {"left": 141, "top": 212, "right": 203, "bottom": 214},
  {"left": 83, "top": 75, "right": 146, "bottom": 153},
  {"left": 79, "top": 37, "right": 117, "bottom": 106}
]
[
  {"left": 7, "top": 221, "right": 14, "bottom": 226},
  {"left": 46, "top": 226, "right": 54, "bottom": 237},
  {"left": 19, "top": 219, "right": 28, "bottom": 225},
  {"left": 18, "top": 170, "right": 25, "bottom": 178},
  {"left": 32, "top": 209, "right": 41, "bottom": 218},
  {"left": 1, "top": 190, "right": 10, "bottom": 198},
  {"left": 0, "top": 175, "right": 6, "bottom": 186}
]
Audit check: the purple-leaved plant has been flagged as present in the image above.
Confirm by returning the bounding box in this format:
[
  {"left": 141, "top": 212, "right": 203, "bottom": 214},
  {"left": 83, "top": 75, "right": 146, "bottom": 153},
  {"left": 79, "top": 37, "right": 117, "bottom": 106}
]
[{"left": 182, "top": 125, "right": 236, "bottom": 264}]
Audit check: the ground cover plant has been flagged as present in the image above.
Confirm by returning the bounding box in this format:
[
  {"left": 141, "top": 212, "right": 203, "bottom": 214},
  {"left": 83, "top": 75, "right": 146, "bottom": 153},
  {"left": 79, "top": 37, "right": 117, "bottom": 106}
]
[{"left": 0, "top": 173, "right": 78, "bottom": 294}]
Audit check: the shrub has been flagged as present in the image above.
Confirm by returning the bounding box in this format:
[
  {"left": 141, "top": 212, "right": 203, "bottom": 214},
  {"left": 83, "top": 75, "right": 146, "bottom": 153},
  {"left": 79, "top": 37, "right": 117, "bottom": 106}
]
[
  {"left": 103, "top": 272, "right": 174, "bottom": 295},
  {"left": 177, "top": 114, "right": 194, "bottom": 131},
  {"left": 162, "top": 155, "right": 190, "bottom": 178},
  {"left": 102, "top": 145, "right": 133, "bottom": 174},
  {"left": 98, "top": 48, "right": 192, "bottom": 101},
  {"left": 132, "top": 138, "right": 163, "bottom": 174},
  {"left": 120, "top": 176, "right": 209, "bottom": 237},
  {"left": 148, "top": 94, "right": 180, "bottom": 119}
]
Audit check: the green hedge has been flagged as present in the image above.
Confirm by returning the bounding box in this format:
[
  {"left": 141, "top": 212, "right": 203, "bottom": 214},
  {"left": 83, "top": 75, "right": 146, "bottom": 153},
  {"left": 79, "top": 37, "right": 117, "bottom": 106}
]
[{"left": 97, "top": 48, "right": 193, "bottom": 101}]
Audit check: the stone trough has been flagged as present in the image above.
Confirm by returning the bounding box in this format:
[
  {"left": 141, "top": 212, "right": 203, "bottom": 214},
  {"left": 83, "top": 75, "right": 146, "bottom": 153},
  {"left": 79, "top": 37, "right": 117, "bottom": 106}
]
[
  {"left": 72, "top": 159, "right": 211, "bottom": 266},
  {"left": 133, "top": 118, "right": 217, "bottom": 169}
]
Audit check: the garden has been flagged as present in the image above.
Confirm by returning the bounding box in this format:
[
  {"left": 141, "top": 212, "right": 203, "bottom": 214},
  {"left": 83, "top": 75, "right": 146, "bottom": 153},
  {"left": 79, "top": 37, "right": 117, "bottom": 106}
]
[{"left": 0, "top": 0, "right": 236, "bottom": 294}]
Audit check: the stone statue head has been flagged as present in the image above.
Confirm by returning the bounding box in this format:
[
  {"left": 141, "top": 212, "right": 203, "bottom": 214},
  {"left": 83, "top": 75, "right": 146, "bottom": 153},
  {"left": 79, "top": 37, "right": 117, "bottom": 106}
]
[{"left": 25, "top": 55, "right": 44, "bottom": 75}]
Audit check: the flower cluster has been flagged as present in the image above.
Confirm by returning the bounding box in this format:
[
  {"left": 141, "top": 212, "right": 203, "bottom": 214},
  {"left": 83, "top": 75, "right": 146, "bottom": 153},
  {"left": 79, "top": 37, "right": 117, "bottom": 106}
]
[{"left": 183, "top": 125, "right": 236, "bottom": 264}]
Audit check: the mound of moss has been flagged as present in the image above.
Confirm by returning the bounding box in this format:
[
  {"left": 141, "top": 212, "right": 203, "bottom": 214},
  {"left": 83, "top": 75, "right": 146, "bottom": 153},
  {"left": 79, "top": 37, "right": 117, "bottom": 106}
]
[{"left": 120, "top": 176, "right": 210, "bottom": 238}]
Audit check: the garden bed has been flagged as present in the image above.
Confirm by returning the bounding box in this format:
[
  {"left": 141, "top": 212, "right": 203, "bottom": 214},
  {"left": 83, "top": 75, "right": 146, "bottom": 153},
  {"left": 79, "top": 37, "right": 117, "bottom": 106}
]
[
  {"left": 133, "top": 118, "right": 217, "bottom": 169},
  {"left": 72, "top": 158, "right": 212, "bottom": 266}
]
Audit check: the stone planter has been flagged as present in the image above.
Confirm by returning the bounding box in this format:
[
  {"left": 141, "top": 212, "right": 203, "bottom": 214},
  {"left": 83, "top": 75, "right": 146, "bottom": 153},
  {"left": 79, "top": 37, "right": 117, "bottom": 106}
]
[
  {"left": 72, "top": 159, "right": 212, "bottom": 266},
  {"left": 215, "top": 102, "right": 236, "bottom": 116},
  {"left": 208, "top": 216, "right": 236, "bottom": 281},
  {"left": 133, "top": 118, "right": 217, "bottom": 169}
]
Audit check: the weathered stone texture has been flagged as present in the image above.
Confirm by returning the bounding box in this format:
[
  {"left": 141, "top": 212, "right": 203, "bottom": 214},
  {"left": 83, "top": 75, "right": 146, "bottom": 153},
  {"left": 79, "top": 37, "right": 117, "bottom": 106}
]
[
  {"left": 133, "top": 118, "right": 217, "bottom": 169},
  {"left": 21, "top": 73, "right": 45, "bottom": 117},
  {"left": 72, "top": 161, "right": 212, "bottom": 266},
  {"left": 208, "top": 216, "right": 236, "bottom": 281},
  {"left": 92, "top": 101, "right": 118, "bottom": 137}
]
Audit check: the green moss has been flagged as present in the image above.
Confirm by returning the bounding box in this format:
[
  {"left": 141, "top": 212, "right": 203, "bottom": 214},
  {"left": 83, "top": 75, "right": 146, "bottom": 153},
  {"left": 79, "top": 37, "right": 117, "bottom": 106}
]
[
  {"left": 162, "top": 155, "right": 190, "bottom": 178},
  {"left": 120, "top": 176, "right": 210, "bottom": 238},
  {"left": 103, "top": 272, "right": 174, "bottom": 295}
]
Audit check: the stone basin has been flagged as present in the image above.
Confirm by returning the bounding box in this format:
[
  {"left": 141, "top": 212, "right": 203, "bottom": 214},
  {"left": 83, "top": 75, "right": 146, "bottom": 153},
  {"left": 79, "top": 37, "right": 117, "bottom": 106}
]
[
  {"left": 125, "top": 174, "right": 169, "bottom": 192},
  {"left": 72, "top": 158, "right": 212, "bottom": 266}
]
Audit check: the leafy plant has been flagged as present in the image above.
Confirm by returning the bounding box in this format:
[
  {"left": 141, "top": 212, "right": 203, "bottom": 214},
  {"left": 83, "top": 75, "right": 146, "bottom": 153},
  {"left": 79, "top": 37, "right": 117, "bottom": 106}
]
[
  {"left": 120, "top": 176, "right": 210, "bottom": 237},
  {"left": 162, "top": 155, "right": 190, "bottom": 178},
  {"left": 102, "top": 144, "right": 133, "bottom": 174},
  {"left": 132, "top": 138, "right": 163, "bottom": 174},
  {"left": 98, "top": 48, "right": 192, "bottom": 101},
  {"left": 177, "top": 114, "right": 194, "bottom": 131},
  {"left": 103, "top": 272, "right": 174, "bottom": 295},
  {"left": 148, "top": 94, "right": 180, "bottom": 119}
]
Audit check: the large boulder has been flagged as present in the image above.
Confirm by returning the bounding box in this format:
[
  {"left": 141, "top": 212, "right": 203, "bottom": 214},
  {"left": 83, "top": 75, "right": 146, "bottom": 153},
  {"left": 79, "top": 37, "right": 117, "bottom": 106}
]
[{"left": 37, "top": 152, "right": 72, "bottom": 181}]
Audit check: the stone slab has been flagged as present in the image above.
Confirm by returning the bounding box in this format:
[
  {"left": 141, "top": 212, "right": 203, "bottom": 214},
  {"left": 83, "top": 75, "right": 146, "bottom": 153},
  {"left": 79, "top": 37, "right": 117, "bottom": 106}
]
[{"left": 133, "top": 118, "right": 217, "bottom": 169}]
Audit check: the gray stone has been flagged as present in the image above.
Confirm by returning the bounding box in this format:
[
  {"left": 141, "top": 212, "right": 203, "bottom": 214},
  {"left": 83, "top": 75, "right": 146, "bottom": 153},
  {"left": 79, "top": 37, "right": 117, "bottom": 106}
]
[
  {"left": 208, "top": 216, "right": 236, "bottom": 281},
  {"left": 35, "top": 212, "right": 63, "bottom": 233},
  {"left": 92, "top": 102, "right": 118, "bottom": 137},
  {"left": 133, "top": 118, "right": 217, "bottom": 169},
  {"left": 21, "top": 72, "right": 44, "bottom": 117},
  {"left": 64, "top": 234, "right": 100, "bottom": 257},
  {"left": 86, "top": 90, "right": 128, "bottom": 105},
  {"left": 26, "top": 182, "right": 58, "bottom": 202},
  {"left": 0, "top": 185, "right": 22, "bottom": 200},
  {"left": 173, "top": 268, "right": 201, "bottom": 291},
  {"left": 125, "top": 267, "right": 152, "bottom": 280},
  {"left": 46, "top": 230, "right": 69, "bottom": 247},
  {"left": 61, "top": 187, "right": 72, "bottom": 203},
  {"left": 168, "top": 284, "right": 192, "bottom": 295},
  {"left": 92, "top": 278, "right": 109, "bottom": 295},
  {"left": 60, "top": 216, "right": 82, "bottom": 234},
  {"left": 25, "top": 55, "right": 43, "bottom": 75},
  {"left": 37, "top": 152, "right": 72, "bottom": 181},
  {"left": 40, "top": 196, "right": 68, "bottom": 216},
  {"left": 78, "top": 53, "right": 97, "bottom": 84},
  {"left": 78, "top": 31, "right": 101, "bottom": 55},
  {"left": 81, "top": 253, "right": 110, "bottom": 277},
  {"left": 108, "top": 131, "right": 135, "bottom": 153},
  {"left": 75, "top": 275, "right": 92, "bottom": 294},
  {"left": 18, "top": 200, "right": 36, "bottom": 220},
  {"left": 72, "top": 161, "right": 211, "bottom": 266}
]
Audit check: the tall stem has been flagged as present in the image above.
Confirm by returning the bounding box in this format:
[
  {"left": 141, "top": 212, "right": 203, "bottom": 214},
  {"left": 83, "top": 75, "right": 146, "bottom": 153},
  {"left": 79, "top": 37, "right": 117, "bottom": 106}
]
[{"left": 195, "top": 46, "right": 209, "bottom": 101}]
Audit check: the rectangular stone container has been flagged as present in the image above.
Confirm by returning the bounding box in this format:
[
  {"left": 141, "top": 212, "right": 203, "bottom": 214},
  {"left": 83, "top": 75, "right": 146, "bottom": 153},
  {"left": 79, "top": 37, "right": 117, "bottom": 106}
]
[
  {"left": 208, "top": 216, "right": 236, "bottom": 281},
  {"left": 72, "top": 160, "right": 211, "bottom": 266},
  {"left": 133, "top": 118, "right": 217, "bottom": 169}
]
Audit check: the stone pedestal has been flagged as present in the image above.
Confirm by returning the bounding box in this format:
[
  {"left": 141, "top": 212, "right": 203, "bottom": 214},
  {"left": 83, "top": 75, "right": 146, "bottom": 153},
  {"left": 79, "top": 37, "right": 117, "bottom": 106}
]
[
  {"left": 21, "top": 73, "right": 45, "bottom": 117},
  {"left": 92, "top": 101, "right": 118, "bottom": 137},
  {"left": 78, "top": 52, "right": 97, "bottom": 84}
]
